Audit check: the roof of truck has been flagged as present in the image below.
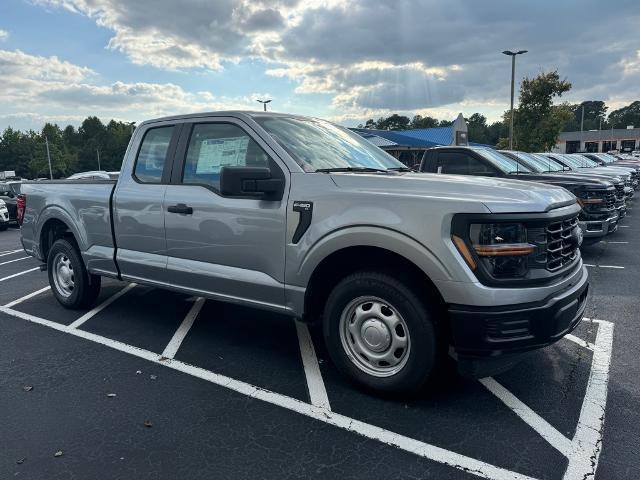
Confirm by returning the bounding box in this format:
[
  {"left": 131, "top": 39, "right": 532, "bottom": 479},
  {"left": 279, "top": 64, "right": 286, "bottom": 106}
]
[{"left": 141, "top": 111, "right": 310, "bottom": 126}]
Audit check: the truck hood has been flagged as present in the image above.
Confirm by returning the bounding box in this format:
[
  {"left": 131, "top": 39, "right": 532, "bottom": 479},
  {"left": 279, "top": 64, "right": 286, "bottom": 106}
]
[
  {"left": 509, "top": 172, "right": 613, "bottom": 190},
  {"left": 330, "top": 172, "right": 576, "bottom": 213}
]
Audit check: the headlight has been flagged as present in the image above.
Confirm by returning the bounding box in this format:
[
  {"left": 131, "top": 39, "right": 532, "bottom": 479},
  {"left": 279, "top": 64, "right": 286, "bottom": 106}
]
[
  {"left": 576, "top": 190, "right": 604, "bottom": 206},
  {"left": 453, "top": 223, "right": 534, "bottom": 278}
]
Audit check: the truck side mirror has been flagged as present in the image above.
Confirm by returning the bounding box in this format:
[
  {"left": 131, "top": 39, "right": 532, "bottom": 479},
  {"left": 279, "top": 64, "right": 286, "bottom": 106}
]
[{"left": 220, "top": 166, "right": 284, "bottom": 200}]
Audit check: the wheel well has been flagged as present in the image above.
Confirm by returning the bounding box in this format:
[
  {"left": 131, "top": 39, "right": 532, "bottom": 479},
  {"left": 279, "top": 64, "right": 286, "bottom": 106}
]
[
  {"left": 303, "top": 246, "right": 446, "bottom": 324},
  {"left": 40, "top": 219, "right": 76, "bottom": 260}
]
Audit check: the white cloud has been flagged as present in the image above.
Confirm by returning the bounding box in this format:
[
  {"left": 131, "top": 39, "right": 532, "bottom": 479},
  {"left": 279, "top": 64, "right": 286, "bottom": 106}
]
[
  {"left": 0, "top": 49, "right": 270, "bottom": 130},
  {"left": 0, "top": 30, "right": 8, "bottom": 41},
  {"left": 18, "top": 0, "right": 640, "bottom": 123}
]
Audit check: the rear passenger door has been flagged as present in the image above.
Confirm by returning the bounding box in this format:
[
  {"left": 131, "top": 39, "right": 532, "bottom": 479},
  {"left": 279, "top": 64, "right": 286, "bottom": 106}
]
[
  {"left": 162, "top": 118, "right": 290, "bottom": 311},
  {"left": 436, "top": 151, "right": 496, "bottom": 176},
  {"left": 113, "top": 123, "right": 180, "bottom": 283}
]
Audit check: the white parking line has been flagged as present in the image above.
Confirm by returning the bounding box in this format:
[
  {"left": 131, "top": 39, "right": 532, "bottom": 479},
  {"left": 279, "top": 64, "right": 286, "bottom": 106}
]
[
  {"left": 618, "top": 225, "right": 629, "bottom": 228},
  {"left": 295, "top": 321, "right": 331, "bottom": 411},
  {"left": 3, "top": 286, "right": 51, "bottom": 308},
  {"left": 0, "top": 267, "right": 39, "bottom": 282},
  {"left": 563, "top": 320, "right": 614, "bottom": 480},
  {"left": 605, "top": 241, "right": 629, "bottom": 244},
  {"left": 480, "top": 377, "right": 573, "bottom": 456},
  {"left": 0, "top": 304, "right": 538, "bottom": 480},
  {"left": 564, "top": 334, "right": 595, "bottom": 351},
  {"left": 0, "top": 249, "right": 24, "bottom": 257},
  {"left": 67, "top": 283, "right": 136, "bottom": 330},
  {"left": 161, "top": 297, "right": 205, "bottom": 359},
  {"left": 583, "top": 264, "right": 625, "bottom": 269},
  {"left": 0, "top": 256, "right": 29, "bottom": 266}
]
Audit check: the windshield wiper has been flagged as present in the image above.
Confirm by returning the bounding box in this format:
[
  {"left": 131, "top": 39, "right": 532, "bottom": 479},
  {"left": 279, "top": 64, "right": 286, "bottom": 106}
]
[
  {"left": 315, "top": 167, "right": 390, "bottom": 173},
  {"left": 386, "top": 166, "right": 412, "bottom": 172}
]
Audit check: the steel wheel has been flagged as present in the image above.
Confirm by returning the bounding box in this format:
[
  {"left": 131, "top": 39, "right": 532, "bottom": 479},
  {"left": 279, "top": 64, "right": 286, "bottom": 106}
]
[
  {"left": 339, "top": 296, "right": 411, "bottom": 377},
  {"left": 52, "top": 252, "right": 74, "bottom": 298}
]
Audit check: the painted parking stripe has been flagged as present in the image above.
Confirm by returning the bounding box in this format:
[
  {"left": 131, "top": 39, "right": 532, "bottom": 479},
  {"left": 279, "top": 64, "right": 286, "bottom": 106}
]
[
  {"left": 564, "top": 334, "right": 595, "bottom": 351},
  {"left": 0, "top": 305, "right": 538, "bottom": 480},
  {"left": 295, "top": 321, "right": 331, "bottom": 410},
  {"left": 67, "top": 283, "right": 136, "bottom": 330},
  {"left": 3, "top": 286, "right": 51, "bottom": 308},
  {"left": 0, "top": 267, "right": 39, "bottom": 282},
  {"left": 605, "top": 241, "right": 629, "bottom": 244},
  {"left": 480, "top": 377, "right": 573, "bottom": 456},
  {"left": 0, "top": 249, "right": 24, "bottom": 257},
  {"left": 563, "top": 320, "right": 614, "bottom": 479},
  {"left": 618, "top": 225, "right": 630, "bottom": 228},
  {"left": 161, "top": 297, "right": 205, "bottom": 359},
  {"left": 583, "top": 264, "right": 625, "bottom": 269},
  {"left": 0, "top": 256, "right": 29, "bottom": 266}
]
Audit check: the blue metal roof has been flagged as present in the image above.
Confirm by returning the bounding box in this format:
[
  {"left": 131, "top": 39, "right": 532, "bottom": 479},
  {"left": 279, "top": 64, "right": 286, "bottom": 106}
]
[
  {"left": 351, "top": 128, "right": 441, "bottom": 148},
  {"left": 396, "top": 126, "right": 453, "bottom": 145}
]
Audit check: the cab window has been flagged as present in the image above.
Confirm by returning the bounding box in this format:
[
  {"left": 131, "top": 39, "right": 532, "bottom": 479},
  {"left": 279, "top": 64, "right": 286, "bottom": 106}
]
[
  {"left": 437, "top": 152, "right": 493, "bottom": 175},
  {"left": 134, "top": 126, "right": 174, "bottom": 183},
  {"left": 182, "top": 123, "right": 270, "bottom": 191}
]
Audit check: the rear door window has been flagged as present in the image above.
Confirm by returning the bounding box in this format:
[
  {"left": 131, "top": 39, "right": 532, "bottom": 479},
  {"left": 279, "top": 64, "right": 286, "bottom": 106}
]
[{"left": 134, "top": 126, "right": 174, "bottom": 183}]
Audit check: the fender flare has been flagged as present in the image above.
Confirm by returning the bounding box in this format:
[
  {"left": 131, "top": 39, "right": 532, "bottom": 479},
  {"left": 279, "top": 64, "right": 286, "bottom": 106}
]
[
  {"left": 36, "top": 205, "right": 87, "bottom": 257},
  {"left": 295, "top": 225, "right": 454, "bottom": 287}
]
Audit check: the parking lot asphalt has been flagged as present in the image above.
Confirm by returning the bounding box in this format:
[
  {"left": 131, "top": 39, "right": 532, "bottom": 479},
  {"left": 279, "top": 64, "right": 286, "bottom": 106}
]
[{"left": 0, "top": 212, "right": 638, "bottom": 479}]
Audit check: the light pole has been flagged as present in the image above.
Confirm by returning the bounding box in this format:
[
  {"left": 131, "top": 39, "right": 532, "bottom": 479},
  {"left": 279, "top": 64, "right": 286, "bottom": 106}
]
[
  {"left": 502, "top": 50, "right": 527, "bottom": 150},
  {"left": 256, "top": 99, "right": 272, "bottom": 112}
]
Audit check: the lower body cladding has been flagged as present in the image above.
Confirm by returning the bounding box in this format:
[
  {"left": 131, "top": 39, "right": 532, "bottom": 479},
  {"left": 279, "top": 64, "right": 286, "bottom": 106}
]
[{"left": 447, "top": 265, "right": 589, "bottom": 378}]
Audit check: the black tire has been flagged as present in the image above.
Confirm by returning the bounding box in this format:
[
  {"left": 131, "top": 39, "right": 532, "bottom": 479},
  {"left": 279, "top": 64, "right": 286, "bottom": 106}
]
[
  {"left": 0, "top": 224, "right": 7, "bottom": 231},
  {"left": 323, "top": 271, "right": 437, "bottom": 394},
  {"left": 47, "top": 238, "right": 101, "bottom": 309}
]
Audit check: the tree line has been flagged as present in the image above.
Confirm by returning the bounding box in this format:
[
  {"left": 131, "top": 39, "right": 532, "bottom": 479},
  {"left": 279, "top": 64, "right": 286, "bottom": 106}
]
[
  {"left": 2, "top": 77, "right": 640, "bottom": 176},
  {"left": 0, "top": 117, "right": 134, "bottom": 179},
  {"left": 357, "top": 71, "right": 640, "bottom": 152}
]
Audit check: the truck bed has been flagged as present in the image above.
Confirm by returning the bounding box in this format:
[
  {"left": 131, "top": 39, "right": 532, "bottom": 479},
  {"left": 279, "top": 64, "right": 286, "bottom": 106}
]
[{"left": 20, "top": 179, "right": 119, "bottom": 276}]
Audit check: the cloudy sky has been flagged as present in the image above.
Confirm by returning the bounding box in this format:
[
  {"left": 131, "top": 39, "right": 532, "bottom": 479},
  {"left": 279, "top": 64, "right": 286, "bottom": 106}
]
[{"left": 1, "top": 0, "right": 639, "bottom": 131}]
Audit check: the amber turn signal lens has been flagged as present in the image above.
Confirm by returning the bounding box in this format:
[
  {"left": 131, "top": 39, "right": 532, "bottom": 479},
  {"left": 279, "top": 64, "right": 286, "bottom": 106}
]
[
  {"left": 452, "top": 235, "right": 477, "bottom": 270},
  {"left": 474, "top": 244, "right": 535, "bottom": 257},
  {"left": 577, "top": 198, "right": 604, "bottom": 206}
]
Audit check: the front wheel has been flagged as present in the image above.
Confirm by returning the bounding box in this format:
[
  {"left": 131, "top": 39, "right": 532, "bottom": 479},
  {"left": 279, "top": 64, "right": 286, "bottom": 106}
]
[
  {"left": 323, "top": 271, "right": 437, "bottom": 394},
  {"left": 47, "top": 238, "right": 101, "bottom": 309}
]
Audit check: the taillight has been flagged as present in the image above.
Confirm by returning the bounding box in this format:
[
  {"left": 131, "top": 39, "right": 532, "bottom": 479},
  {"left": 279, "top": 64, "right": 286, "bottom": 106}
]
[{"left": 16, "top": 194, "right": 26, "bottom": 226}]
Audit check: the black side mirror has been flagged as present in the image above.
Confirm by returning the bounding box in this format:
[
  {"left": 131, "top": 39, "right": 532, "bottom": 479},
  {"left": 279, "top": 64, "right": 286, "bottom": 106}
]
[
  {"left": 220, "top": 166, "right": 284, "bottom": 200},
  {"left": 7, "top": 192, "right": 14, "bottom": 198}
]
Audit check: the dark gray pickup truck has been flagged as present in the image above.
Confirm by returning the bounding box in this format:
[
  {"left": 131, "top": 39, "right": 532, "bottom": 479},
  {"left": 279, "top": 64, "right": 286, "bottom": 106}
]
[{"left": 18, "top": 112, "right": 589, "bottom": 393}]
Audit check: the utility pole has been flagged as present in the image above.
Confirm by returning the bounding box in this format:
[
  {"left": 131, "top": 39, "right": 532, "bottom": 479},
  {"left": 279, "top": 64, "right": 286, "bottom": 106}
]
[
  {"left": 96, "top": 148, "right": 101, "bottom": 171},
  {"left": 45, "top": 135, "right": 53, "bottom": 180},
  {"left": 580, "top": 105, "right": 585, "bottom": 152},
  {"left": 502, "top": 50, "right": 528, "bottom": 150}
]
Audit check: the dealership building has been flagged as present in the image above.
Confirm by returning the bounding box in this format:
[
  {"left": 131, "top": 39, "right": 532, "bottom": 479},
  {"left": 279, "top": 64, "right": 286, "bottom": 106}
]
[
  {"left": 554, "top": 127, "right": 640, "bottom": 153},
  {"left": 351, "top": 113, "right": 471, "bottom": 167}
]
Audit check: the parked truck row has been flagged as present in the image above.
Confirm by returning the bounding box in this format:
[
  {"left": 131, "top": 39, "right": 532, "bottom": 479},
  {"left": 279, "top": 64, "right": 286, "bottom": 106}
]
[{"left": 19, "top": 112, "right": 590, "bottom": 394}]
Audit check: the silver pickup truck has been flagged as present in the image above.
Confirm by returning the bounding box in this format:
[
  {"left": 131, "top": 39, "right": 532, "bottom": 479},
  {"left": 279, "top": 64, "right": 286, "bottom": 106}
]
[{"left": 18, "top": 112, "right": 589, "bottom": 393}]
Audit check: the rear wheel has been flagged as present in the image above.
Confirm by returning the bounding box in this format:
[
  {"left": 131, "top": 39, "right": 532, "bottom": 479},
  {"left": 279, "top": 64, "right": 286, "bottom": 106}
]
[
  {"left": 323, "top": 271, "right": 437, "bottom": 394},
  {"left": 47, "top": 238, "right": 101, "bottom": 309}
]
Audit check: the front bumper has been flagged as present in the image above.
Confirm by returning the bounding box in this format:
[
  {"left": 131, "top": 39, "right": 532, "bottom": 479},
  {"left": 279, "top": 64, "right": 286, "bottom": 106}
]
[
  {"left": 448, "top": 265, "right": 588, "bottom": 376},
  {"left": 579, "top": 214, "right": 618, "bottom": 238},
  {"left": 0, "top": 209, "right": 9, "bottom": 224}
]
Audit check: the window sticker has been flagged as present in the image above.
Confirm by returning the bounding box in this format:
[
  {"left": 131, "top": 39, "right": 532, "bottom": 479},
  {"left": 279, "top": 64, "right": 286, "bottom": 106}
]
[{"left": 196, "top": 136, "right": 249, "bottom": 173}]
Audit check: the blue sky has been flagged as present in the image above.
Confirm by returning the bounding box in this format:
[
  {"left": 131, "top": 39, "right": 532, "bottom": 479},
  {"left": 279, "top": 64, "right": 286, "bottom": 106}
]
[{"left": 1, "top": 0, "right": 639, "bottom": 131}]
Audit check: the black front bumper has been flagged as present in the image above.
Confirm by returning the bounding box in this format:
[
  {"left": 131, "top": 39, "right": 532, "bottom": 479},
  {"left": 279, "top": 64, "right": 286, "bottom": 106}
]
[{"left": 448, "top": 269, "right": 589, "bottom": 376}]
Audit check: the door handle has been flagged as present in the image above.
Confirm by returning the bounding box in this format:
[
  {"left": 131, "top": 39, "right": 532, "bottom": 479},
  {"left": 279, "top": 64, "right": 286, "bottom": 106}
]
[{"left": 167, "top": 203, "right": 193, "bottom": 215}]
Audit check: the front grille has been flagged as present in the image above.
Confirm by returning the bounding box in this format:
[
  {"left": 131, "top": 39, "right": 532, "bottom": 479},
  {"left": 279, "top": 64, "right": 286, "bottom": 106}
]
[
  {"left": 604, "top": 192, "right": 616, "bottom": 209},
  {"left": 615, "top": 184, "right": 625, "bottom": 198},
  {"left": 546, "top": 216, "right": 579, "bottom": 272}
]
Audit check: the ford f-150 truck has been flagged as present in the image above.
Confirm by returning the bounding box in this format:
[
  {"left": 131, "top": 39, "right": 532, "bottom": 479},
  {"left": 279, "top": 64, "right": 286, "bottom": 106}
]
[
  {"left": 419, "top": 146, "right": 619, "bottom": 246},
  {"left": 18, "top": 112, "right": 589, "bottom": 393}
]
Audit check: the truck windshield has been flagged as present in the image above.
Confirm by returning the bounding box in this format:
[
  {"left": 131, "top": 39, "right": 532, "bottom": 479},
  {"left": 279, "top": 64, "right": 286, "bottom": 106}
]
[
  {"left": 254, "top": 116, "right": 406, "bottom": 172},
  {"left": 513, "top": 152, "right": 564, "bottom": 172},
  {"left": 568, "top": 154, "right": 598, "bottom": 168},
  {"left": 473, "top": 148, "right": 531, "bottom": 173}
]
